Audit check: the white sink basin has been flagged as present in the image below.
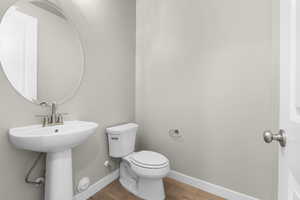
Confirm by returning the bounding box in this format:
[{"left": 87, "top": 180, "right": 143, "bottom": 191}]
[
  {"left": 9, "top": 121, "right": 98, "bottom": 152},
  {"left": 9, "top": 120, "right": 98, "bottom": 200}
]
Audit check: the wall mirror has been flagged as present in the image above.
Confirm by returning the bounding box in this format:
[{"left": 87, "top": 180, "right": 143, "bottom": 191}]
[{"left": 0, "top": 0, "right": 84, "bottom": 105}]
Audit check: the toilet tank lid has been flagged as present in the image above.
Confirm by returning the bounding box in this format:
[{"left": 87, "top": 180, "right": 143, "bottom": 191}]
[{"left": 106, "top": 123, "right": 138, "bottom": 134}]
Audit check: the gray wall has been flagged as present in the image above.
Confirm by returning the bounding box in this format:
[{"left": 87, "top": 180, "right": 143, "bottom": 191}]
[
  {"left": 135, "top": 0, "right": 279, "bottom": 200},
  {"left": 0, "top": 0, "right": 136, "bottom": 199}
]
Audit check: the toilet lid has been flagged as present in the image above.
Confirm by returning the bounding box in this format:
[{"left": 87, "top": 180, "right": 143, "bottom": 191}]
[{"left": 131, "top": 151, "right": 169, "bottom": 167}]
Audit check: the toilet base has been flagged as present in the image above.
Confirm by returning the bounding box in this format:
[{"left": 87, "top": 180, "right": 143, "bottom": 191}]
[{"left": 119, "top": 161, "right": 166, "bottom": 200}]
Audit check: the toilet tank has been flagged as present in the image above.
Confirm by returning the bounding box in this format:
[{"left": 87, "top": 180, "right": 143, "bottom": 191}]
[{"left": 106, "top": 123, "right": 138, "bottom": 158}]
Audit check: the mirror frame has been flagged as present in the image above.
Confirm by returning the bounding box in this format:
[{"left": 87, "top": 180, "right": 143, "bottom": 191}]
[{"left": 0, "top": 0, "right": 86, "bottom": 106}]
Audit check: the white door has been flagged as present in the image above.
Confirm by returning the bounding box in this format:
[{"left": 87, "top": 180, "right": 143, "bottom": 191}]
[{"left": 272, "top": 0, "right": 300, "bottom": 199}]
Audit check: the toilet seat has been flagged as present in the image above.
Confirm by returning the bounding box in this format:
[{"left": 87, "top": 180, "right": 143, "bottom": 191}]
[
  {"left": 124, "top": 151, "right": 169, "bottom": 169},
  {"left": 131, "top": 151, "right": 169, "bottom": 169}
]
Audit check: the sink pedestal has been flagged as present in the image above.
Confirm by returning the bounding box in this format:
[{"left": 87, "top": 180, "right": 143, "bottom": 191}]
[{"left": 45, "top": 149, "right": 73, "bottom": 200}]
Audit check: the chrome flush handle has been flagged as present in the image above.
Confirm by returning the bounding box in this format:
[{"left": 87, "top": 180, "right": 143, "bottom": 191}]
[{"left": 263, "top": 129, "right": 287, "bottom": 147}]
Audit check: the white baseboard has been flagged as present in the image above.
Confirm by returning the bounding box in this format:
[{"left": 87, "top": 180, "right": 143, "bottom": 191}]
[
  {"left": 73, "top": 169, "right": 120, "bottom": 200},
  {"left": 73, "top": 169, "right": 259, "bottom": 200},
  {"left": 168, "top": 170, "right": 260, "bottom": 200}
]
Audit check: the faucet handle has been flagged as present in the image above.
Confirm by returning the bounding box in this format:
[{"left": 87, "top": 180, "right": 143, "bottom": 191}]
[
  {"left": 35, "top": 115, "right": 49, "bottom": 127},
  {"left": 56, "top": 113, "right": 68, "bottom": 124}
]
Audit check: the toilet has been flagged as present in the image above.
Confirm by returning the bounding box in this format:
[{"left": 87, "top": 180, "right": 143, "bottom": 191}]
[{"left": 106, "top": 123, "right": 170, "bottom": 200}]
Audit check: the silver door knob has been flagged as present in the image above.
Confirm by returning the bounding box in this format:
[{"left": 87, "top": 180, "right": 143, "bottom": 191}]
[{"left": 263, "top": 129, "right": 286, "bottom": 147}]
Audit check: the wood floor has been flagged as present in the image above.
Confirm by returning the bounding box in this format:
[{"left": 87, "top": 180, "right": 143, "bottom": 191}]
[{"left": 89, "top": 178, "right": 225, "bottom": 200}]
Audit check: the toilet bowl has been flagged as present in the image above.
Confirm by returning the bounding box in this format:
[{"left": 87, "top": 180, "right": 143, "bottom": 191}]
[
  {"left": 120, "top": 151, "right": 169, "bottom": 199},
  {"left": 106, "top": 124, "right": 170, "bottom": 200}
]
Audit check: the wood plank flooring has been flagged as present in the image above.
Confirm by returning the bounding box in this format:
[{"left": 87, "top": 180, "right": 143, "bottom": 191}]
[{"left": 89, "top": 177, "right": 225, "bottom": 200}]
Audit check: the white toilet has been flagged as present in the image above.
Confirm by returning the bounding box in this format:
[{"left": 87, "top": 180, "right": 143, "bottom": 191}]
[{"left": 106, "top": 123, "right": 170, "bottom": 200}]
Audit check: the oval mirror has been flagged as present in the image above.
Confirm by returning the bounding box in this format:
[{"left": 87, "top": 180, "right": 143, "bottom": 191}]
[{"left": 0, "top": 0, "right": 84, "bottom": 105}]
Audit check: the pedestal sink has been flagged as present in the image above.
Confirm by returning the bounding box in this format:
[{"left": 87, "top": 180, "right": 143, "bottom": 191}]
[{"left": 9, "top": 121, "right": 98, "bottom": 200}]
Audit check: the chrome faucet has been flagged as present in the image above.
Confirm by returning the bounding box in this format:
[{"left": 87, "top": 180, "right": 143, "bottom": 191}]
[{"left": 37, "top": 102, "right": 67, "bottom": 127}]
